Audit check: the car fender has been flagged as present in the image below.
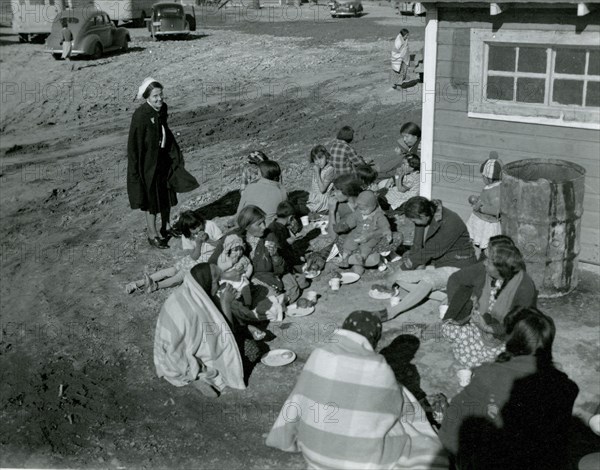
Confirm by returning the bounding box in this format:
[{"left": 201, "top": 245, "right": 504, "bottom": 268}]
[
  {"left": 80, "top": 33, "right": 102, "bottom": 55},
  {"left": 113, "top": 28, "right": 129, "bottom": 45}
]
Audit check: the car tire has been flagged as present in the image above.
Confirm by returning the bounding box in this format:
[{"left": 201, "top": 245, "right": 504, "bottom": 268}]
[
  {"left": 121, "top": 39, "right": 129, "bottom": 52},
  {"left": 92, "top": 43, "right": 103, "bottom": 60},
  {"left": 52, "top": 53, "right": 62, "bottom": 60}
]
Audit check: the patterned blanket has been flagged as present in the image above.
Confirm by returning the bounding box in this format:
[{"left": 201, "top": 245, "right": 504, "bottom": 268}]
[
  {"left": 266, "top": 329, "right": 448, "bottom": 469},
  {"left": 153, "top": 272, "right": 246, "bottom": 392}
]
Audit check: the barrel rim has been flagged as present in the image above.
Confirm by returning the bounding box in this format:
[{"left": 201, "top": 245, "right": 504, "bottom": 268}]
[{"left": 503, "top": 158, "right": 586, "bottom": 182}]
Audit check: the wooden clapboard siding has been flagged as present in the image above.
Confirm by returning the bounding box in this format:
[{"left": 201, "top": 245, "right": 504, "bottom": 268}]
[{"left": 430, "top": 6, "right": 600, "bottom": 263}]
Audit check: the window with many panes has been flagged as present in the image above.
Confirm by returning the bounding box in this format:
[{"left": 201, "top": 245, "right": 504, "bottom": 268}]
[{"left": 469, "top": 30, "right": 600, "bottom": 129}]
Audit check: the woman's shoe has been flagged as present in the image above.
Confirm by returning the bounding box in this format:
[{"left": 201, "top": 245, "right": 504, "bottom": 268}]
[
  {"left": 148, "top": 237, "right": 168, "bottom": 249},
  {"left": 160, "top": 227, "right": 172, "bottom": 240}
]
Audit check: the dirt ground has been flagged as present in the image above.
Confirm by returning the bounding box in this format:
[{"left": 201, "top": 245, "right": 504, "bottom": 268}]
[{"left": 1, "top": 2, "right": 599, "bottom": 468}]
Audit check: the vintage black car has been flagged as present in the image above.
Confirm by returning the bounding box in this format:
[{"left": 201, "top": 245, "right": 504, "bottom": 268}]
[
  {"left": 45, "top": 8, "right": 130, "bottom": 60},
  {"left": 148, "top": 2, "right": 195, "bottom": 40},
  {"left": 330, "top": 0, "right": 363, "bottom": 18}
]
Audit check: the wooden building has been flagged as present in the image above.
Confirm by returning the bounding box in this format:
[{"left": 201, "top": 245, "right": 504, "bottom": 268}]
[{"left": 416, "top": 1, "right": 600, "bottom": 264}]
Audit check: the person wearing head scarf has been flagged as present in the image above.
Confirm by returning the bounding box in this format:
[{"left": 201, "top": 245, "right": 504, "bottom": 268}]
[
  {"left": 267, "top": 310, "right": 448, "bottom": 470},
  {"left": 153, "top": 263, "right": 246, "bottom": 397},
  {"left": 128, "top": 78, "right": 191, "bottom": 249},
  {"left": 217, "top": 234, "right": 253, "bottom": 306}
]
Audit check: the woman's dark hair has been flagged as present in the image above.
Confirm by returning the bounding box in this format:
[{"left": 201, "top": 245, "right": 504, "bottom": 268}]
[
  {"left": 258, "top": 160, "right": 282, "bottom": 182},
  {"left": 171, "top": 211, "right": 205, "bottom": 239},
  {"left": 497, "top": 307, "right": 555, "bottom": 365},
  {"left": 402, "top": 196, "right": 436, "bottom": 219},
  {"left": 237, "top": 205, "right": 266, "bottom": 231},
  {"left": 333, "top": 174, "right": 363, "bottom": 198},
  {"left": 142, "top": 81, "right": 163, "bottom": 99},
  {"left": 337, "top": 126, "right": 354, "bottom": 143},
  {"left": 355, "top": 165, "right": 378, "bottom": 188},
  {"left": 276, "top": 200, "right": 297, "bottom": 218},
  {"left": 488, "top": 234, "right": 516, "bottom": 248},
  {"left": 400, "top": 122, "right": 421, "bottom": 139},
  {"left": 405, "top": 154, "right": 421, "bottom": 171},
  {"left": 400, "top": 28, "right": 409, "bottom": 38},
  {"left": 488, "top": 243, "right": 525, "bottom": 281},
  {"left": 61, "top": 18, "right": 69, "bottom": 27},
  {"left": 309, "top": 145, "right": 330, "bottom": 163}
]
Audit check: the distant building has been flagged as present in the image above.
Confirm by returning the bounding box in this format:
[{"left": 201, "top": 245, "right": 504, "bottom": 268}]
[{"left": 417, "top": 1, "right": 600, "bottom": 263}]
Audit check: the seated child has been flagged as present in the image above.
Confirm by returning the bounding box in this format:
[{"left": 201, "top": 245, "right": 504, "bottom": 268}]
[
  {"left": 340, "top": 190, "right": 392, "bottom": 274},
  {"left": 240, "top": 150, "right": 269, "bottom": 191},
  {"left": 382, "top": 154, "right": 420, "bottom": 210},
  {"left": 355, "top": 164, "right": 379, "bottom": 191},
  {"left": 177, "top": 211, "right": 223, "bottom": 261},
  {"left": 306, "top": 145, "right": 335, "bottom": 213},
  {"left": 466, "top": 153, "right": 503, "bottom": 252},
  {"left": 217, "top": 234, "right": 253, "bottom": 307},
  {"left": 268, "top": 201, "right": 303, "bottom": 272},
  {"left": 125, "top": 211, "right": 220, "bottom": 294}
]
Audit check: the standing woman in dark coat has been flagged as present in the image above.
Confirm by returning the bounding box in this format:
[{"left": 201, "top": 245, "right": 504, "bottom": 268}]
[{"left": 127, "top": 77, "right": 177, "bottom": 249}]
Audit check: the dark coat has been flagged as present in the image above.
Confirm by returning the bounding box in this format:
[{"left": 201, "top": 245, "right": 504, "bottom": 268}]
[
  {"left": 438, "top": 355, "right": 578, "bottom": 469},
  {"left": 127, "top": 102, "right": 178, "bottom": 211},
  {"left": 405, "top": 200, "right": 477, "bottom": 269},
  {"left": 167, "top": 139, "right": 199, "bottom": 194}
]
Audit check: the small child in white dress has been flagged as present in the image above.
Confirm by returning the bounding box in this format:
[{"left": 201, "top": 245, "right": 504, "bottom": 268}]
[
  {"left": 466, "top": 154, "right": 503, "bottom": 253},
  {"left": 217, "top": 234, "right": 253, "bottom": 306},
  {"left": 382, "top": 154, "right": 420, "bottom": 210}
]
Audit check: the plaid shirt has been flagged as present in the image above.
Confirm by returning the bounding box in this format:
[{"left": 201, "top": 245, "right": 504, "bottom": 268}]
[{"left": 329, "top": 139, "right": 366, "bottom": 177}]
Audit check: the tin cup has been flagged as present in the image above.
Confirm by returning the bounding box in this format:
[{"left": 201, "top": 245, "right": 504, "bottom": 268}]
[
  {"left": 457, "top": 369, "right": 472, "bottom": 387},
  {"left": 329, "top": 278, "right": 341, "bottom": 291},
  {"left": 306, "top": 290, "right": 318, "bottom": 302}
]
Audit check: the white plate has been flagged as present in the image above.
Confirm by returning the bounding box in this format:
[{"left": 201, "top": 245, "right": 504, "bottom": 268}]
[
  {"left": 304, "top": 270, "right": 321, "bottom": 279},
  {"left": 340, "top": 272, "right": 360, "bottom": 284},
  {"left": 286, "top": 303, "right": 315, "bottom": 317},
  {"left": 261, "top": 349, "right": 297, "bottom": 367},
  {"left": 368, "top": 289, "right": 393, "bottom": 300}
]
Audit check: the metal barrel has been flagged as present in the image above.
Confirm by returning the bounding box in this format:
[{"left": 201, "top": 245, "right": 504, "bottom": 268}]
[{"left": 500, "top": 158, "right": 586, "bottom": 298}]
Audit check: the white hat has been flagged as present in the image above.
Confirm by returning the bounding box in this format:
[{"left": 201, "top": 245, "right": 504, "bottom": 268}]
[{"left": 136, "top": 77, "right": 157, "bottom": 100}]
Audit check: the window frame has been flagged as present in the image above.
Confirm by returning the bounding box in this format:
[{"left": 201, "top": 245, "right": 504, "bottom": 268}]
[{"left": 468, "top": 29, "right": 600, "bottom": 130}]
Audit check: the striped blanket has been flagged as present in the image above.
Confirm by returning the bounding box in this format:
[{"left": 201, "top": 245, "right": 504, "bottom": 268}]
[
  {"left": 266, "top": 329, "right": 448, "bottom": 469},
  {"left": 153, "top": 272, "right": 246, "bottom": 392}
]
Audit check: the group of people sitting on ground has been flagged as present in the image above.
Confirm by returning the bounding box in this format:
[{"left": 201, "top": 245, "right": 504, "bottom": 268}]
[
  {"left": 124, "top": 78, "right": 579, "bottom": 469},
  {"left": 123, "top": 77, "right": 583, "bottom": 470}
]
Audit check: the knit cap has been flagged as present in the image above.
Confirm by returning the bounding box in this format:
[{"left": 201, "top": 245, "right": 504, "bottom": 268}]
[{"left": 480, "top": 151, "right": 503, "bottom": 181}]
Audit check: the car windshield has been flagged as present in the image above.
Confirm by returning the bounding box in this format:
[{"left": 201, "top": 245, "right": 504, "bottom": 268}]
[{"left": 156, "top": 6, "right": 182, "bottom": 17}]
